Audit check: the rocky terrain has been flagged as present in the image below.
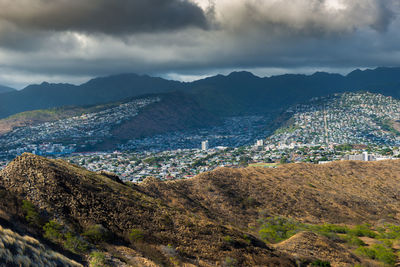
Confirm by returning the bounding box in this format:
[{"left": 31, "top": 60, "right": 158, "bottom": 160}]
[
  {"left": 0, "top": 153, "right": 295, "bottom": 266},
  {"left": 2, "top": 153, "right": 400, "bottom": 266}
]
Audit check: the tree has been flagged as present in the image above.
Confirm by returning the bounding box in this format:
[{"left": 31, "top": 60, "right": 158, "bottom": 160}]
[{"left": 280, "top": 157, "right": 288, "bottom": 164}]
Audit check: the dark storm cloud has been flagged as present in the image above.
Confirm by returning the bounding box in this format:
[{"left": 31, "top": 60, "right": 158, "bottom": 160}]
[
  {"left": 0, "top": 0, "right": 207, "bottom": 34},
  {"left": 0, "top": 0, "right": 400, "bottom": 88},
  {"left": 212, "top": 0, "right": 396, "bottom": 36}
]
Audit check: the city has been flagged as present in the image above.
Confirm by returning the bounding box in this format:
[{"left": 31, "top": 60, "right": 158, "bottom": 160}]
[
  {"left": 1, "top": 92, "right": 400, "bottom": 183},
  {"left": 269, "top": 92, "right": 400, "bottom": 146}
]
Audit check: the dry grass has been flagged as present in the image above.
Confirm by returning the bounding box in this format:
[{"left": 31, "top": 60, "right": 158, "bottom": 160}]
[
  {"left": 273, "top": 231, "right": 362, "bottom": 267},
  {"left": 5, "top": 154, "right": 400, "bottom": 266},
  {"left": 0, "top": 153, "right": 297, "bottom": 266},
  {"left": 0, "top": 225, "right": 82, "bottom": 266},
  {"left": 142, "top": 160, "right": 400, "bottom": 227}
]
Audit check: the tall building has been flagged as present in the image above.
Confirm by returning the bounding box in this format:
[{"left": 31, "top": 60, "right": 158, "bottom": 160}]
[
  {"left": 255, "top": 139, "right": 264, "bottom": 147},
  {"left": 362, "top": 151, "right": 368, "bottom": 161},
  {"left": 201, "top": 140, "right": 209, "bottom": 151}
]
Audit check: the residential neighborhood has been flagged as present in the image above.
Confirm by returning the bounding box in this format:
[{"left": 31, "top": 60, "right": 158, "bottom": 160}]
[
  {"left": 55, "top": 142, "right": 398, "bottom": 182},
  {"left": 0, "top": 97, "right": 160, "bottom": 155},
  {"left": 1, "top": 92, "right": 399, "bottom": 183},
  {"left": 269, "top": 92, "right": 400, "bottom": 146}
]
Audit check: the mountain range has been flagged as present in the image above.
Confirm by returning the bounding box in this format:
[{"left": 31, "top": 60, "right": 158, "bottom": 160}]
[
  {"left": 1, "top": 67, "right": 400, "bottom": 119},
  {"left": 2, "top": 153, "right": 400, "bottom": 265},
  {"left": 0, "top": 84, "right": 15, "bottom": 94}
]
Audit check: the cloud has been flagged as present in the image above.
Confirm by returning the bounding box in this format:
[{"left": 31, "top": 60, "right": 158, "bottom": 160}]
[
  {"left": 0, "top": 0, "right": 208, "bottom": 35},
  {"left": 210, "top": 0, "right": 396, "bottom": 35},
  {"left": 0, "top": 0, "right": 399, "bottom": 88}
]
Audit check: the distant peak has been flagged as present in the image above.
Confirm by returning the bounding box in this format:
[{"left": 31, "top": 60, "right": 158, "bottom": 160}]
[
  {"left": 347, "top": 69, "right": 363, "bottom": 76},
  {"left": 227, "top": 71, "right": 258, "bottom": 79},
  {"left": 311, "top": 71, "right": 329, "bottom": 76}
]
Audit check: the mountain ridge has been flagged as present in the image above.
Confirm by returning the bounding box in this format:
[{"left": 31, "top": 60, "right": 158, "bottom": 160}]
[
  {"left": 0, "top": 84, "right": 16, "bottom": 94},
  {"left": 1, "top": 66, "right": 400, "bottom": 119},
  {"left": 0, "top": 153, "right": 295, "bottom": 266}
]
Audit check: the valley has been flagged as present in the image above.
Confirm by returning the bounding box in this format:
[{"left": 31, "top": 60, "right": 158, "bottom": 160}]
[
  {"left": 1, "top": 68, "right": 400, "bottom": 266},
  {"left": 2, "top": 0, "right": 400, "bottom": 265}
]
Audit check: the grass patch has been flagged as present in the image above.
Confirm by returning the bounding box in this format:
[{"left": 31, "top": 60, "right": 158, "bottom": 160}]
[
  {"left": 356, "top": 244, "right": 396, "bottom": 266},
  {"left": 349, "top": 224, "right": 377, "bottom": 238},
  {"left": 258, "top": 217, "right": 302, "bottom": 243},
  {"left": 258, "top": 217, "right": 400, "bottom": 266}
]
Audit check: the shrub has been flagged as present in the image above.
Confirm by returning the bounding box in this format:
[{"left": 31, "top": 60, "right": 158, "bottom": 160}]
[
  {"left": 356, "top": 246, "right": 376, "bottom": 259},
  {"left": 379, "top": 224, "right": 400, "bottom": 239},
  {"left": 356, "top": 244, "right": 396, "bottom": 266},
  {"left": 89, "top": 251, "right": 107, "bottom": 267},
  {"left": 128, "top": 228, "right": 144, "bottom": 243},
  {"left": 21, "top": 200, "right": 42, "bottom": 227},
  {"left": 373, "top": 244, "right": 396, "bottom": 266},
  {"left": 311, "top": 260, "right": 331, "bottom": 267},
  {"left": 243, "top": 234, "right": 251, "bottom": 245},
  {"left": 315, "top": 224, "right": 349, "bottom": 234},
  {"left": 342, "top": 235, "right": 366, "bottom": 247},
  {"left": 223, "top": 235, "right": 234, "bottom": 244},
  {"left": 223, "top": 256, "right": 237, "bottom": 267},
  {"left": 63, "top": 232, "right": 88, "bottom": 254},
  {"left": 378, "top": 238, "right": 394, "bottom": 248},
  {"left": 259, "top": 217, "right": 302, "bottom": 243},
  {"left": 83, "top": 225, "right": 110, "bottom": 244},
  {"left": 43, "top": 220, "right": 63, "bottom": 242},
  {"left": 349, "top": 224, "right": 377, "bottom": 238}
]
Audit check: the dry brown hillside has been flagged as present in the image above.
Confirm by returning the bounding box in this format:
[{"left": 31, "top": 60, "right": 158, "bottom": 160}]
[
  {"left": 3, "top": 154, "right": 400, "bottom": 266},
  {"left": 0, "top": 153, "right": 295, "bottom": 266},
  {"left": 274, "top": 231, "right": 362, "bottom": 266},
  {"left": 0, "top": 225, "right": 82, "bottom": 266},
  {"left": 141, "top": 160, "right": 400, "bottom": 227}
]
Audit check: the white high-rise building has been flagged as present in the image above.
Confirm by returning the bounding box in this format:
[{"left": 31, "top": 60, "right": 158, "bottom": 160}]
[
  {"left": 255, "top": 140, "right": 264, "bottom": 147},
  {"left": 201, "top": 140, "right": 209, "bottom": 151}
]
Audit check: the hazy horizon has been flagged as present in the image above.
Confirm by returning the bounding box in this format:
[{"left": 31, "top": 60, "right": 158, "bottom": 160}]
[{"left": 1, "top": 66, "right": 389, "bottom": 90}]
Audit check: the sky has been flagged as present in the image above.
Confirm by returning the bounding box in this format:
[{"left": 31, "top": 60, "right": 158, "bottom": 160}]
[{"left": 0, "top": 0, "right": 399, "bottom": 89}]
